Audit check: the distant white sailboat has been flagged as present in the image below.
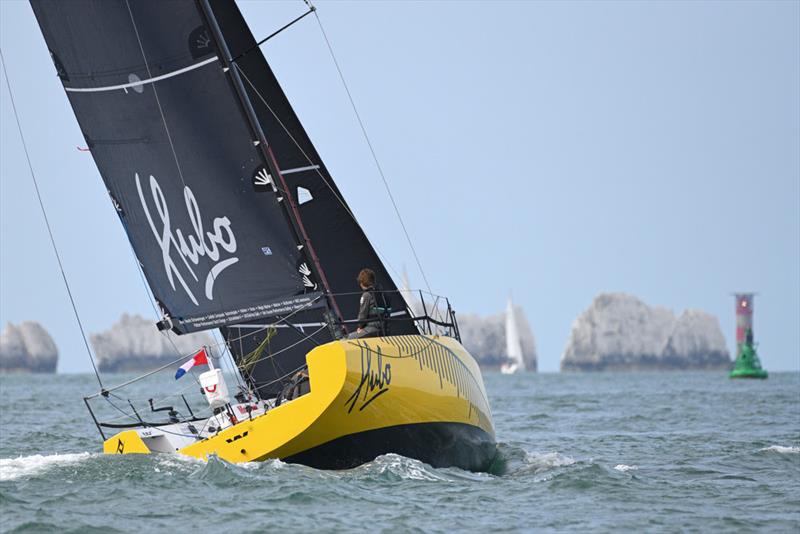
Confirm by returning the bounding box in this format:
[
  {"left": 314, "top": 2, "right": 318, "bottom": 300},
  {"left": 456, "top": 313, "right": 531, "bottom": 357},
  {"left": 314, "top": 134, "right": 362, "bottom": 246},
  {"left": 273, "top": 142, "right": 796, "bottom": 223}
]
[{"left": 501, "top": 297, "right": 526, "bottom": 374}]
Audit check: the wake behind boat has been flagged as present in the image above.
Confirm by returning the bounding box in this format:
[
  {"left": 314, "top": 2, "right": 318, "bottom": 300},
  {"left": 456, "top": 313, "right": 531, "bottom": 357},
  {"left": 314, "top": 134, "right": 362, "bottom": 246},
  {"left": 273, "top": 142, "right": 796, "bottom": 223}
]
[{"left": 26, "top": 0, "right": 496, "bottom": 470}]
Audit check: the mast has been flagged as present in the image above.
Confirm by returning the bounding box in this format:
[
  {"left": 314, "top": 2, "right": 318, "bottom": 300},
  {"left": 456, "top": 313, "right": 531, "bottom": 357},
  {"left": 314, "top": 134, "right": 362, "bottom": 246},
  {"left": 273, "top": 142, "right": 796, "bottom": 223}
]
[{"left": 196, "top": 0, "right": 344, "bottom": 326}]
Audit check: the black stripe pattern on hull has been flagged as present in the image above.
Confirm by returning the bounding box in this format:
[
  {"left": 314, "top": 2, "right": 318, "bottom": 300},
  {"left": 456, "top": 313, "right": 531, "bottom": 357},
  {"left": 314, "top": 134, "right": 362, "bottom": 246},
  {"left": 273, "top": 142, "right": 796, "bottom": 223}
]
[
  {"left": 282, "top": 422, "right": 497, "bottom": 472},
  {"left": 355, "top": 336, "right": 494, "bottom": 432}
]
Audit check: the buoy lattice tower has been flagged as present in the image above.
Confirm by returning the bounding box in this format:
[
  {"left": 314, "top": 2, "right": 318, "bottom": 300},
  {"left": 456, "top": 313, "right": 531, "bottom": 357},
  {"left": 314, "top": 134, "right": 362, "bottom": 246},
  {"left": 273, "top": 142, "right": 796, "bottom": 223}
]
[{"left": 735, "top": 293, "right": 754, "bottom": 357}]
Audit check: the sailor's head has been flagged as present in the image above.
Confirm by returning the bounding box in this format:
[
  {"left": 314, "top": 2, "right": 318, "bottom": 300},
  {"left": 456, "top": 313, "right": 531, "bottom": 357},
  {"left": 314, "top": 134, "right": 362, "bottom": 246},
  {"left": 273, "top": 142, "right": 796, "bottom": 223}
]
[{"left": 357, "top": 268, "right": 376, "bottom": 290}]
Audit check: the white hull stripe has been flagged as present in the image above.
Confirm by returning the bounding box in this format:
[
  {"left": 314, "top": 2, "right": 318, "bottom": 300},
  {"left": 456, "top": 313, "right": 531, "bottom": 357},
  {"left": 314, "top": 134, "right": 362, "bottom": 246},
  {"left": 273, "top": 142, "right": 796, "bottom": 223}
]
[
  {"left": 279, "top": 165, "right": 320, "bottom": 175},
  {"left": 64, "top": 56, "right": 219, "bottom": 93}
]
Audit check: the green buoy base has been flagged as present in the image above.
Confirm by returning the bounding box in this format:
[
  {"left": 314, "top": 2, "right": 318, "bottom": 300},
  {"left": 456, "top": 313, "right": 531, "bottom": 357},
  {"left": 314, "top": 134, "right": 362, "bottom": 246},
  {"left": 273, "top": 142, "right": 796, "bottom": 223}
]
[
  {"left": 729, "top": 338, "right": 768, "bottom": 379},
  {"left": 729, "top": 367, "right": 768, "bottom": 379}
]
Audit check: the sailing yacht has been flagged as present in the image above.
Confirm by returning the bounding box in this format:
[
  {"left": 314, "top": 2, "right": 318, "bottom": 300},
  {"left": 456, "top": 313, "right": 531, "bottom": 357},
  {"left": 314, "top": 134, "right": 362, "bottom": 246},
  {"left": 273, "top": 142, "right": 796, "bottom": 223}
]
[
  {"left": 501, "top": 297, "right": 526, "bottom": 374},
  {"left": 27, "top": 0, "right": 495, "bottom": 471}
]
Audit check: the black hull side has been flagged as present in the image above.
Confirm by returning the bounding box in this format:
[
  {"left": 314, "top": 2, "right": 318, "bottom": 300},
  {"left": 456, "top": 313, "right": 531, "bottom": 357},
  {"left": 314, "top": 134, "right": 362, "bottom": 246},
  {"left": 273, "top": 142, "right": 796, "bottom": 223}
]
[{"left": 283, "top": 422, "right": 496, "bottom": 472}]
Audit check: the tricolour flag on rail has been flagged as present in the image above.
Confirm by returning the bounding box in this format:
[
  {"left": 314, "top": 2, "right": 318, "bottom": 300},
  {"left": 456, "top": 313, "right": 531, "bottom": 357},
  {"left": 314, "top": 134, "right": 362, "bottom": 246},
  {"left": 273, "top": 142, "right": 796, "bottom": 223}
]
[{"left": 175, "top": 348, "right": 209, "bottom": 380}]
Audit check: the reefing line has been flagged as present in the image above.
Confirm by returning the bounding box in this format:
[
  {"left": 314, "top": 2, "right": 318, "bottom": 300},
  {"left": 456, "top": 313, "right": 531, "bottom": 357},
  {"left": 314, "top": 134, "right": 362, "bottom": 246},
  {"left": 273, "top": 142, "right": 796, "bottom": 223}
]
[
  {"left": 0, "top": 48, "right": 104, "bottom": 389},
  {"left": 63, "top": 56, "right": 218, "bottom": 93}
]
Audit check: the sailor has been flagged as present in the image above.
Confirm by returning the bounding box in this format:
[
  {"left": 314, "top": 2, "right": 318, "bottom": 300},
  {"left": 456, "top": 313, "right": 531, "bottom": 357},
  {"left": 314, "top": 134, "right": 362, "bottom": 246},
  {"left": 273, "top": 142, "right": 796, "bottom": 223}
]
[{"left": 347, "top": 268, "right": 381, "bottom": 339}]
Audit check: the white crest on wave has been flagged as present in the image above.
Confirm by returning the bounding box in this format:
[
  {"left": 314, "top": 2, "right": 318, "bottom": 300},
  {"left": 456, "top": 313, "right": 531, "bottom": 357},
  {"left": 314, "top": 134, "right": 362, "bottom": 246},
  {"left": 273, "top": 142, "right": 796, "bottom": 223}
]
[
  {"left": 614, "top": 464, "right": 638, "bottom": 472},
  {"left": 760, "top": 445, "right": 799, "bottom": 454},
  {"left": 524, "top": 451, "right": 576, "bottom": 471},
  {"left": 0, "top": 452, "right": 93, "bottom": 482},
  {"left": 370, "top": 453, "right": 447, "bottom": 482}
]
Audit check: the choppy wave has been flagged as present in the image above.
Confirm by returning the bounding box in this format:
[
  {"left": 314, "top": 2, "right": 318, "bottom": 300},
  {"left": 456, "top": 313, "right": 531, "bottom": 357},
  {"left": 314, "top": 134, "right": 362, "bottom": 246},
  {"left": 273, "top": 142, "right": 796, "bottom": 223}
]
[
  {"left": 488, "top": 441, "right": 586, "bottom": 483},
  {"left": 526, "top": 451, "right": 577, "bottom": 469},
  {"left": 354, "top": 453, "right": 451, "bottom": 481},
  {"left": 614, "top": 464, "right": 638, "bottom": 472},
  {"left": 0, "top": 452, "right": 93, "bottom": 482},
  {"left": 1, "top": 372, "right": 798, "bottom": 532},
  {"left": 759, "top": 445, "right": 799, "bottom": 454}
]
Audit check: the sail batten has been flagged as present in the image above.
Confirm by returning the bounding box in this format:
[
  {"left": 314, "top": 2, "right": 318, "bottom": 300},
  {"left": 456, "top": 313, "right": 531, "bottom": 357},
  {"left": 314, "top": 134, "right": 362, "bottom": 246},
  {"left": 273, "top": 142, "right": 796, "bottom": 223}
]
[{"left": 63, "top": 56, "right": 220, "bottom": 93}]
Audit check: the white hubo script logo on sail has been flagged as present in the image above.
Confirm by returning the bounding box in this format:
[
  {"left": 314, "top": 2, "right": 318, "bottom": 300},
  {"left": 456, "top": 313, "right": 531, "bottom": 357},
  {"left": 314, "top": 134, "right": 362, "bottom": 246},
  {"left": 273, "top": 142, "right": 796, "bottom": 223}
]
[{"left": 136, "top": 173, "right": 238, "bottom": 306}]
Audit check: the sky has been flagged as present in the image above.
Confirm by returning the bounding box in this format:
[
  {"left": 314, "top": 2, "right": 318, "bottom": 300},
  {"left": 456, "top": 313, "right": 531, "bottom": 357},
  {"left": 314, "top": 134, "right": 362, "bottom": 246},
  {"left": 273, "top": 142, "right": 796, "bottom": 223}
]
[{"left": 1, "top": 0, "right": 798, "bottom": 373}]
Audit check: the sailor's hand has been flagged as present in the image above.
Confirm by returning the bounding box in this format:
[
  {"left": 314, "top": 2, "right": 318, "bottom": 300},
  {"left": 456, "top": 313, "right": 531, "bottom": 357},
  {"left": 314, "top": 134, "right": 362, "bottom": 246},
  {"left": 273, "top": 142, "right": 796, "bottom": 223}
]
[{"left": 357, "top": 328, "right": 364, "bottom": 334}]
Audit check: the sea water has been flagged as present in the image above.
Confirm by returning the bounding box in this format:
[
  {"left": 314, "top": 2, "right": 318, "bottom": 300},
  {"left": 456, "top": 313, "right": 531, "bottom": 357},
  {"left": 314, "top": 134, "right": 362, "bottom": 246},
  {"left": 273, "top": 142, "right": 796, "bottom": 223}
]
[{"left": 1, "top": 372, "right": 798, "bottom": 532}]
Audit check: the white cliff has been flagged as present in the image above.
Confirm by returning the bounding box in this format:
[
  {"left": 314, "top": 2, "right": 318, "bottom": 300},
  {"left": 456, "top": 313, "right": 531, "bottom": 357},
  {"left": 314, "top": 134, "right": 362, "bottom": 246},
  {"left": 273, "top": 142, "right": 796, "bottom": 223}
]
[
  {"left": 661, "top": 310, "right": 729, "bottom": 368},
  {"left": 90, "top": 313, "right": 214, "bottom": 372},
  {"left": 561, "top": 293, "right": 730, "bottom": 371},
  {"left": 0, "top": 321, "right": 59, "bottom": 373}
]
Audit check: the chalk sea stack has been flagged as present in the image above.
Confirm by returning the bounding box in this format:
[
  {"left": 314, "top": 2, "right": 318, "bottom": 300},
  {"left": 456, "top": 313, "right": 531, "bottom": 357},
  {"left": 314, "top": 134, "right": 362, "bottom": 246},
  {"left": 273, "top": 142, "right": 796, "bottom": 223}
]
[
  {"left": 91, "top": 313, "right": 214, "bottom": 373},
  {"left": 561, "top": 293, "right": 730, "bottom": 371},
  {"left": 0, "top": 321, "right": 58, "bottom": 373},
  {"left": 458, "top": 307, "right": 537, "bottom": 371}
]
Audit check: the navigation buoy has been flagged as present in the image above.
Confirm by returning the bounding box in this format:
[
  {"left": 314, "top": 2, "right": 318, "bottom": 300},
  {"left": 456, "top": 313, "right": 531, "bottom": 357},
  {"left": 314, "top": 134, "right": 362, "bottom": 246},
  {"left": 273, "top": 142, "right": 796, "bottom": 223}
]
[{"left": 729, "top": 293, "right": 768, "bottom": 379}]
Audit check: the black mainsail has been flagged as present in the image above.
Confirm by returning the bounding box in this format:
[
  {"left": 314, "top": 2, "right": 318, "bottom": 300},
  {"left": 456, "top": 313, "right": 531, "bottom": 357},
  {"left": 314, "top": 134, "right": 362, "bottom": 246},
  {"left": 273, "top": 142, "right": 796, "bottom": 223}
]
[
  {"left": 30, "top": 0, "right": 323, "bottom": 335},
  {"left": 31, "top": 0, "right": 417, "bottom": 395}
]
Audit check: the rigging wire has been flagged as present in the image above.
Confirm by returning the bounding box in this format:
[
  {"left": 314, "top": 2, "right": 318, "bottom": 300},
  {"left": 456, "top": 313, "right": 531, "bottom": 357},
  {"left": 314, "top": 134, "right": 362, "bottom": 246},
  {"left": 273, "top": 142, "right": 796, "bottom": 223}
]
[
  {"left": 244, "top": 324, "right": 327, "bottom": 370},
  {"left": 311, "top": 10, "right": 433, "bottom": 294},
  {"left": 0, "top": 48, "right": 104, "bottom": 390},
  {"left": 231, "top": 6, "right": 316, "bottom": 63},
  {"left": 92, "top": 231, "right": 210, "bottom": 397},
  {"left": 124, "top": 0, "right": 187, "bottom": 189},
  {"left": 88, "top": 294, "right": 323, "bottom": 398},
  {"left": 234, "top": 64, "right": 403, "bottom": 283},
  {"left": 120, "top": 222, "right": 192, "bottom": 362},
  {"left": 231, "top": 4, "right": 428, "bottom": 287}
]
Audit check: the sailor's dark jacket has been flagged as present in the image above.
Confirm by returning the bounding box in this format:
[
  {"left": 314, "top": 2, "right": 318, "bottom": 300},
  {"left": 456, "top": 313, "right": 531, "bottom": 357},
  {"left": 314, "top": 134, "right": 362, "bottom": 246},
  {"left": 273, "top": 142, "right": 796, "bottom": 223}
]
[{"left": 357, "top": 287, "right": 381, "bottom": 329}]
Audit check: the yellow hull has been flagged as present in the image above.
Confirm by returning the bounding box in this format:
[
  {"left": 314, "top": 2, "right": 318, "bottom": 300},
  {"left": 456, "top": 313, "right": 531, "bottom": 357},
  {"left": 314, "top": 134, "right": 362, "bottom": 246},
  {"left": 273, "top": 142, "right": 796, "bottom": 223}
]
[{"left": 104, "top": 335, "right": 496, "bottom": 470}]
